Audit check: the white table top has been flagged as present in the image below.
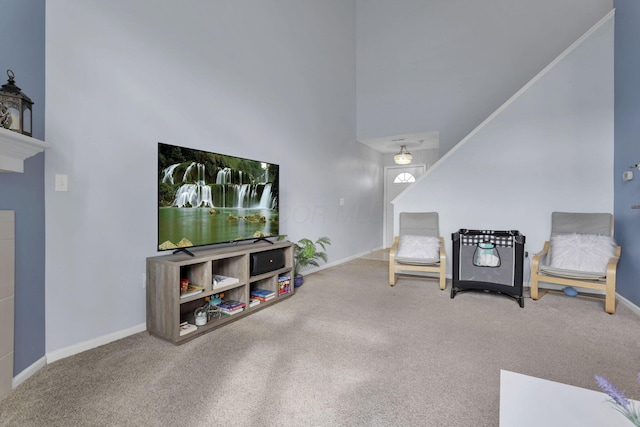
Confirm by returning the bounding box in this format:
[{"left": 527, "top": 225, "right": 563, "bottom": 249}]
[{"left": 500, "top": 370, "right": 637, "bottom": 426}]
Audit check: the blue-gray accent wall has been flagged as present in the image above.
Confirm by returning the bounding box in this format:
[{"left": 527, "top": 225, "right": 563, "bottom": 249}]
[
  {"left": 614, "top": 0, "right": 640, "bottom": 307},
  {"left": 0, "top": 0, "right": 46, "bottom": 375}
]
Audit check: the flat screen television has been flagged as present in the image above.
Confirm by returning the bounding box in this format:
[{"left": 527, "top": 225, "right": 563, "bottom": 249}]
[{"left": 157, "top": 142, "right": 279, "bottom": 252}]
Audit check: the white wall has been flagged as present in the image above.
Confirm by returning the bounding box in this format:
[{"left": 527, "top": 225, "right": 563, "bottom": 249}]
[
  {"left": 356, "top": 0, "right": 613, "bottom": 154},
  {"left": 394, "top": 13, "right": 614, "bottom": 274},
  {"left": 44, "top": 0, "right": 381, "bottom": 353}
]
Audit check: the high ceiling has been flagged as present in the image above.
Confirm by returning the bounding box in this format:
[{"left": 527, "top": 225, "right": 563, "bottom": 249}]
[{"left": 355, "top": 0, "right": 613, "bottom": 156}]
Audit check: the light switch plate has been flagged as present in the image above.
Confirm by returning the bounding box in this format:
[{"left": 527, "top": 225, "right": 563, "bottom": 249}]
[
  {"left": 623, "top": 171, "right": 633, "bottom": 182},
  {"left": 55, "top": 174, "right": 68, "bottom": 191}
]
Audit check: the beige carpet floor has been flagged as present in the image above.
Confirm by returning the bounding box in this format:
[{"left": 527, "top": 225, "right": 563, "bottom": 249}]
[{"left": 1, "top": 255, "right": 639, "bottom": 426}]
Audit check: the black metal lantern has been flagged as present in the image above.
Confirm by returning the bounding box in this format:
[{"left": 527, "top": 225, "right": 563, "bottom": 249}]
[{"left": 0, "top": 70, "right": 33, "bottom": 137}]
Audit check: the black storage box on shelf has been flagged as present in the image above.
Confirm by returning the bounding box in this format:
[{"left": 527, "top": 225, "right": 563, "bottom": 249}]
[
  {"left": 451, "top": 229, "right": 526, "bottom": 307},
  {"left": 250, "top": 248, "right": 285, "bottom": 276}
]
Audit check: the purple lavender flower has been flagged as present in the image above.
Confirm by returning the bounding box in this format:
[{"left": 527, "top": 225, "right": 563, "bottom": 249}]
[
  {"left": 595, "top": 375, "right": 631, "bottom": 409},
  {"left": 595, "top": 374, "right": 640, "bottom": 426}
]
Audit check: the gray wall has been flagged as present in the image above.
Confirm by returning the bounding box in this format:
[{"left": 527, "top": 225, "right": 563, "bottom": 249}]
[
  {"left": 356, "top": 0, "right": 613, "bottom": 154},
  {"left": 0, "top": 0, "right": 46, "bottom": 375},
  {"left": 613, "top": 0, "right": 640, "bottom": 306},
  {"left": 394, "top": 14, "right": 615, "bottom": 281},
  {"left": 45, "top": 0, "right": 382, "bottom": 354}
]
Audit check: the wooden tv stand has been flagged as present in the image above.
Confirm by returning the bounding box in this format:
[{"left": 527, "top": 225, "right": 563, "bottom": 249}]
[{"left": 146, "top": 240, "right": 293, "bottom": 344}]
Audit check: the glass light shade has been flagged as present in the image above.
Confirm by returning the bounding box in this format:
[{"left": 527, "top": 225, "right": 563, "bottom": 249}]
[{"left": 394, "top": 145, "right": 413, "bottom": 165}]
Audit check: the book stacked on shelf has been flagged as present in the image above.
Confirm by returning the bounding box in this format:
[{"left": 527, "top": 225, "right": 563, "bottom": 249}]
[
  {"left": 249, "top": 298, "right": 261, "bottom": 308},
  {"left": 213, "top": 274, "right": 240, "bottom": 289},
  {"left": 180, "top": 284, "right": 204, "bottom": 299},
  {"left": 250, "top": 288, "right": 276, "bottom": 302},
  {"left": 278, "top": 276, "right": 291, "bottom": 296},
  {"left": 179, "top": 322, "right": 197, "bottom": 336},
  {"left": 216, "top": 299, "right": 246, "bottom": 315}
]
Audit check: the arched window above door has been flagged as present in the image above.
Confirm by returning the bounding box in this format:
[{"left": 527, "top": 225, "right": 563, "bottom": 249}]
[{"left": 394, "top": 172, "right": 416, "bottom": 183}]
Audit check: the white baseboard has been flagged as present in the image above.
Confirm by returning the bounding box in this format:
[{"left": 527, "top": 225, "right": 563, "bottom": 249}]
[
  {"left": 303, "top": 246, "right": 385, "bottom": 275},
  {"left": 12, "top": 356, "right": 46, "bottom": 389},
  {"left": 616, "top": 293, "right": 640, "bottom": 316},
  {"left": 46, "top": 322, "right": 147, "bottom": 364},
  {"left": 13, "top": 323, "right": 147, "bottom": 389}
]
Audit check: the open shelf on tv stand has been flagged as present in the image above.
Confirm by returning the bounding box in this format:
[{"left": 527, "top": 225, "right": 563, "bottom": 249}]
[{"left": 146, "top": 240, "right": 294, "bottom": 344}]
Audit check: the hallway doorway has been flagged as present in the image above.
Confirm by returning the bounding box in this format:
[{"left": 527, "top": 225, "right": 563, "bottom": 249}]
[{"left": 383, "top": 165, "right": 425, "bottom": 248}]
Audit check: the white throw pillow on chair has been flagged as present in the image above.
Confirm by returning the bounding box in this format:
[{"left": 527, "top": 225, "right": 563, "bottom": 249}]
[
  {"left": 396, "top": 235, "right": 440, "bottom": 264},
  {"left": 550, "top": 233, "right": 616, "bottom": 275}
]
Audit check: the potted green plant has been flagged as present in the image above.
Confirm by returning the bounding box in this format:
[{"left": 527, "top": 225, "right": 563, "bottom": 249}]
[{"left": 292, "top": 237, "right": 331, "bottom": 287}]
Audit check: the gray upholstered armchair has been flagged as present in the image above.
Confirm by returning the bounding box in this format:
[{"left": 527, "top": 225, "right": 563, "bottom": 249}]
[
  {"left": 530, "top": 212, "right": 620, "bottom": 314},
  {"left": 389, "top": 212, "right": 447, "bottom": 290}
]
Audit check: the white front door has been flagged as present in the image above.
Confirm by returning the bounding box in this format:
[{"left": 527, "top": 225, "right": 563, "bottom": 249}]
[{"left": 383, "top": 165, "right": 425, "bottom": 248}]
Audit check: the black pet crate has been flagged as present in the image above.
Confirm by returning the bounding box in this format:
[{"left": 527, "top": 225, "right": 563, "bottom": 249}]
[{"left": 451, "top": 229, "right": 525, "bottom": 307}]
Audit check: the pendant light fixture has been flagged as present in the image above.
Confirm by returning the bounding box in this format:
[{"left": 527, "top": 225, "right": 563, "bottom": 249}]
[{"left": 393, "top": 145, "right": 413, "bottom": 165}]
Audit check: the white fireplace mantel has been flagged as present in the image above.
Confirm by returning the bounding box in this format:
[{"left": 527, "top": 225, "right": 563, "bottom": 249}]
[{"left": 0, "top": 127, "right": 51, "bottom": 173}]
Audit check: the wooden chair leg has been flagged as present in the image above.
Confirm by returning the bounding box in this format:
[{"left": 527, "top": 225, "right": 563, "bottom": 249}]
[
  {"left": 389, "top": 242, "right": 398, "bottom": 286},
  {"left": 530, "top": 263, "right": 540, "bottom": 300},
  {"left": 389, "top": 262, "right": 397, "bottom": 286},
  {"left": 605, "top": 278, "right": 616, "bottom": 314},
  {"left": 605, "top": 294, "right": 615, "bottom": 314},
  {"left": 530, "top": 275, "right": 539, "bottom": 300},
  {"left": 530, "top": 244, "right": 548, "bottom": 301},
  {"left": 438, "top": 238, "right": 446, "bottom": 290}
]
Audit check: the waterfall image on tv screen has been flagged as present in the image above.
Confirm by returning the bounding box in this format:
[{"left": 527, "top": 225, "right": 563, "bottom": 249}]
[{"left": 157, "top": 142, "right": 279, "bottom": 251}]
